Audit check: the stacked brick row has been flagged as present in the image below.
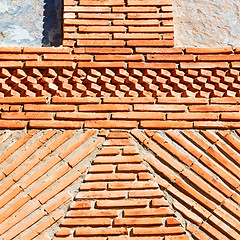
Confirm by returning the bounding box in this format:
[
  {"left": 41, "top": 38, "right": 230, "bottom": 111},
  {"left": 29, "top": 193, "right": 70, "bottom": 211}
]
[
  {"left": 1, "top": 97, "right": 240, "bottom": 130},
  {"left": 63, "top": 0, "right": 174, "bottom": 61},
  {"left": 2, "top": 63, "right": 240, "bottom": 97},
  {"left": 1, "top": 129, "right": 240, "bottom": 239},
  {"left": 55, "top": 131, "right": 188, "bottom": 239}
]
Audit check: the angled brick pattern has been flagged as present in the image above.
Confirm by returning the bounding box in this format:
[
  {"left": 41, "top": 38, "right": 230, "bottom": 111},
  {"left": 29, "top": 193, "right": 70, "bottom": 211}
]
[
  {"left": 132, "top": 129, "right": 240, "bottom": 240},
  {"left": 0, "top": 130, "right": 101, "bottom": 240}
]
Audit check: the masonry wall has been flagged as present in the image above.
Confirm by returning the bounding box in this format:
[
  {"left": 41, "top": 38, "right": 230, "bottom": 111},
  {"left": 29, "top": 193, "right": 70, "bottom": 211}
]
[{"left": 0, "top": 0, "right": 240, "bottom": 240}]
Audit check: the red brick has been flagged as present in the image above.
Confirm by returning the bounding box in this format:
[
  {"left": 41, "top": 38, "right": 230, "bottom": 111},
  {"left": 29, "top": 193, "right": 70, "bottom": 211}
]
[
  {"left": 29, "top": 120, "right": 82, "bottom": 129},
  {"left": 69, "top": 139, "right": 102, "bottom": 167},
  {"left": 117, "top": 164, "right": 148, "bottom": 173},
  {"left": 140, "top": 121, "right": 192, "bottom": 129},
  {"left": 86, "top": 47, "right": 133, "bottom": 54},
  {"left": 134, "top": 104, "right": 186, "bottom": 112},
  {"left": 65, "top": 5, "right": 110, "bottom": 11},
  {"left": 112, "top": 112, "right": 164, "bottom": 120},
  {"left": 122, "top": 147, "right": 139, "bottom": 155},
  {"left": 78, "top": 104, "right": 130, "bottom": 112},
  {"left": 113, "top": 6, "right": 157, "bottom": 12},
  {"left": 128, "top": 0, "right": 172, "bottom": 6},
  {"left": 180, "top": 62, "right": 229, "bottom": 69},
  {"left": 85, "top": 120, "right": 138, "bottom": 129},
  {"left": 185, "top": 47, "right": 233, "bottom": 54},
  {"left": 52, "top": 97, "right": 100, "bottom": 104},
  {"left": 114, "top": 217, "right": 162, "bottom": 226},
  {"left": 108, "top": 181, "right": 158, "bottom": 190},
  {"left": 25, "top": 61, "right": 75, "bottom": 69},
  {"left": 85, "top": 173, "right": 135, "bottom": 181},
  {"left": 80, "top": 182, "right": 106, "bottom": 191},
  {"left": 94, "top": 155, "right": 142, "bottom": 164},
  {"left": 97, "top": 147, "right": 120, "bottom": 156},
  {"left": 132, "top": 226, "right": 185, "bottom": 235},
  {"left": 165, "top": 236, "right": 189, "bottom": 240},
  {"left": 24, "top": 104, "right": 75, "bottom": 112},
  {"left": 167, "top": 113, "right": 219, "bottom": 121},
  {"left": 75, "top": 227, "right": 127, "bottom": 236},
  {"left": 80, "top": 0, "right": 124, "bottom": 5},
  {"left": 103, "top": 97, "right": 154, "bottom": 104},
  {"left": 45, "top": 193, "right": 71, "bottom": 213},
  {"left": 78, "top": 62, "right": 125, "bottom": 68},
  {"left": 65, "top": 19, "right": 109, "bottom": 25},
  {"left": 0, "top": 120, "right": 27, "bottom": 129},
  {"left": 76, "top": 189, "right": 126, "bottom": 199},
  {"left": 70, "top": 200, "right": 92, "bottom": 209},
  {"left": 189, "top": 105, "right": 239, "bottom": 112},
  {"left": 1, "top": 112, "right": 53, "bottom": 120},
  {"left": 147, "top": 54, "right": 194, "bottom": 61},
  {"left": 55, "top": 228, "right": 71, "bottom": 237},
  {"left": 96, "top": 199, "right": 148, "bottom": 208},
  {"left": 61, "top": 218, "right": 112, "bottom": 226},
  {"left": 129, "top": 189, "right": 163, "bottom": 198}
]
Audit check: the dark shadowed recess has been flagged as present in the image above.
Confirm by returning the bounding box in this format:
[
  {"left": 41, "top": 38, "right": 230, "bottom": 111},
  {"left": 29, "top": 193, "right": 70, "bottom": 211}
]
[{"left": 42, "top": 0, "right": 63, "bottom": 47}]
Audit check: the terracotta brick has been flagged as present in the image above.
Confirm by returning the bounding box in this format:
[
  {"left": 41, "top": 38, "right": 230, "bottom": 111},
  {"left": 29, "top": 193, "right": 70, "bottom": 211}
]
[
  {"left": 0, "top": 195, "right": 30, "bottom": 224},
  {"left": 122, "top": 147, "right": 139, "bottom": 155},
  {"left": 75, "top": 227, "right": 127, "bottom": 236},
  {"left": 45, "top": 193, "right": 71, "bottom": 213},
  {"left": 61, "top": 218, "right": 112, "bottom": 226},
  {"left": 114, "top": 217, "right": 163, "bottom": 226},
  {"left": 137, "top": 172, "right": 152, "bottom": 180},
  {"left": 67, "top": 209, "right": 118, "bottom": 218},
  {"left": 145, "top": 155, "right": 177, "bottom": 182},
  {"left": 151, "top": 133, "right": 194, "bottom": 167},
  {"left": 80, "top": 182, "right": 106, "bottom": 191},
  {"left": 166, "top": 217, "right": 181, "bottom": 226},
  {"left": 55, "top": 228, "right": 71, "bottom": 237},
  {"left": 136, "top": 47, "right": 182, "bottom": 54},
  {"left": 151, "top": 198, "right": 169, "bottom": 207},
  {"left": 52, "top": 97, "right": 100, "bottom": 104},
  {"left": 85, "top": 120, "right": 138, "bottom": 129},
  {"left": 69, "top": 139, "right": 102, "bottom": 167},
  {"left": 189, "top": 105, "right": 239, "bottom": 112},
  {"left": 186, "top": 223, "right": 210, "bottom": 240},
  {"left": 96, "top": 199, "right": 148, "bottom": 208},
  {"left": 39, "top": 171, "right": 81, "bottom": 204},
  {"left": 129, "top": 62, "right": 176, "bottom": 69},
  {"left": 64, "top": 6, "right": 110, "bottom": 12},
  {"left": 113, "top": 6, "right": 157, "bottom": 12},
  {"left": 24, "top": 104, "right": 75, "bottom": 112},
  {"left": 25, "top": 61, "right": 76, "bottom": 69},
  {"left": 0, "top": 120, "right": 27, "bottom": 129},
  {"left": 29, "top": 120, "right": 82, "bottom": 129},
  {"left": 56, "top": 112, "right": 108, "bottom": 120},
  {"left": 0, "top": 199, "right": 40, "bottom": 235},
  {"left": 200, "top": 130, "right": 218, "bottom": 143},
  {"left": 89, "top": 164, "right": 114, "bottom": 173},
  {"left": 103, "top": 139, "right": 135, "bottom": 146},
  {"left": 20, "top": 156, "right": 60, "bottom": 189},
  {"left": 165, "top": 236, "right": 189, "bottom": 240},
  {"left": 199, "top": 155, "right": 239, "bottom": 189},
  {"left": 190, "top": 163, "right": 232, "bottom": 198},
  {"left": 97, "top": 147, "right": 120, "bottom": 156},
  {"left": 86, "top": 47, "right": 133, "bottom": 54},
  {"left": 59, "top": 130, "right": 96, "bottom": 159},
  {"left": 78, "top": 104, "right": 130, "bottom": 112},
  {"left": 85, "top": 173, "right": 135, "bottom": 181},
  {"left": 70, "top": 200, "right": 92, "bottom": 209},
  {"left": 108, "top": 181, "right": 158, "bottom": 190},
  {"left": 167, "top": 112, "right": 218, "bottom": 121},
  {"left": 132, "top": 226, "right": 185, "bottom": 235},
  {"left": 112, "top": 112, "right": 164, "bottom": 120},
  {"left": 1, "top": 112, "right": 53, "bottom": 120},
  {"left": 207, "top": 147, "right": 240, "bottom": 178},
  {"left": 140, "top": 121, "right": 192, "bottom": 129},
  {"left": 80, "top": 0, "right": 124, "bottom": 5},
  {"left": 173, "top": 201, "right": 203, "bottom": 226},
  {"left": 180, "top": 62, "right": 229, "bottom": 69},
  {"left": 76, "top": 190, "right": 127, "bottom": 199},
  {"left": 103, "top": 97, "right": 154, "bottom": 104},
  {"left": 166, "top": 130, "right": 204, "bottom": 159},
  {"left": 94, "top": 155, "right": 142, "bottom": 164},
  {"left": 28, "top": 164, "right": 70, "bottom": 198},
  {"left": 129, "top": 189, "right": 164, "bottom": 198},
  {"left": 186, "top": 47, "right": 233, "bottom": 54},
  {"left": 117, "top": 164, "right": 148, "bottom": 173},
  {"left": 201, "top": 222, "right": 230, "bottom": 240},
  {"left": 128, "top": 0, "right": 172, "bottom": 6}
]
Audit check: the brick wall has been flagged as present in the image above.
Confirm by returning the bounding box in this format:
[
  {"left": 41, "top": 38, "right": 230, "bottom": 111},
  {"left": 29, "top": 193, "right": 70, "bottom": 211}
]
[{"left": 0, "top": 0, "right": 240, "bottom": 240}]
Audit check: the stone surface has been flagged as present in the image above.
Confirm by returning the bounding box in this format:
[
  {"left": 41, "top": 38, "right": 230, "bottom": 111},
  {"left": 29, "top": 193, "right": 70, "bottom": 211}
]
[
  {"left": 0, "top": 0, "right": 62, "bottom": 47},
  {"left": 173, "top": 0, "right": 240, "bottom": 47}
]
